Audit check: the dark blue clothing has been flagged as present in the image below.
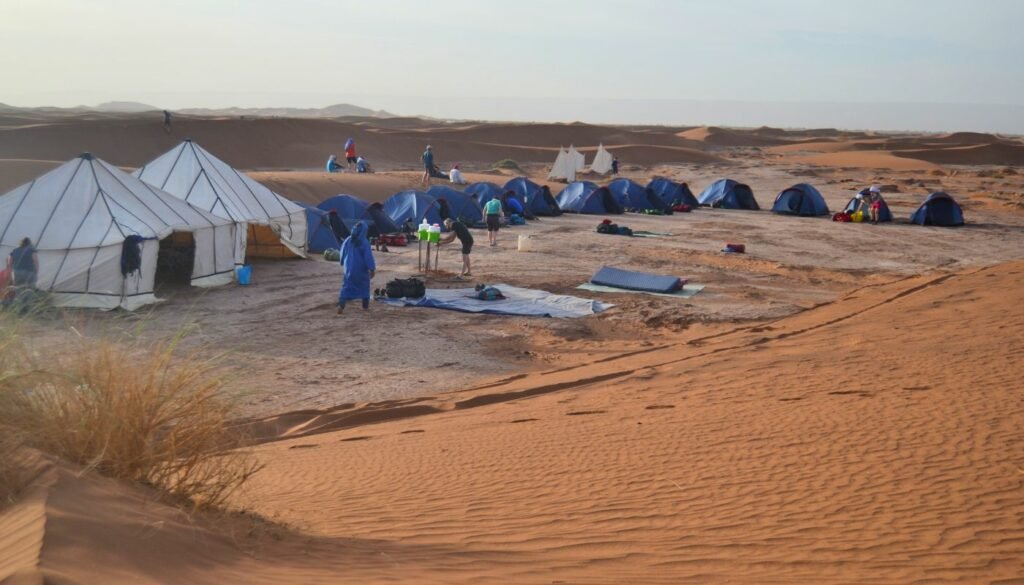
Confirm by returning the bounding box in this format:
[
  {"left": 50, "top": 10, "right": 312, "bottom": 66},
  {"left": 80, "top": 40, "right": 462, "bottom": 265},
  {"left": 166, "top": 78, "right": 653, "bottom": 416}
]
[
  {"left": 10, "top": 245, "right": 34, "bottom": 272},
  {"left": 506, "top": 197, "right": 524, "bottom": 215},
  {"left": 422, "top": 150, "right": 434, "bottom": 169},
  {"left": 339, "top": 222, "right": 376, "bottom": 305}
]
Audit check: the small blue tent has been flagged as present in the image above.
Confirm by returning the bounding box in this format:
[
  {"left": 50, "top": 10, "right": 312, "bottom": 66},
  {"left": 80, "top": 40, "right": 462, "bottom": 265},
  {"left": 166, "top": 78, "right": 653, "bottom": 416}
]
[
  {"left": 910, "top": 192, "right": 965, "bottom": 226},
  {"left": 843, "top": 189, "right": 893, "bottom": 222},
  {"left": 364, "top": 202, "right": 402, "bottom": 235},
  {"left": 505, "top": 177, "right": 552, "bottom": 216},
  {"left": 647, "top": 178, "right": 699, "bottom": 208},
  {"left": 556, "top": 182, "right": 623, "bottom": 214},
  {"left": 317, "top": 194, "right": 369, "bottom": 220},
  {"left": 464, "top": 182, "right": 505, "bottom": 205},
  {"left": 296, "top": 202, "right": 341, "bottom": 253},
  {"left": 383, "top": 190, "right": 442, "bottom": 228},
  {"left": 698, "top": 179, "right": 759, "bottom": 210},
  {"left": 607, "top": 179, "right": 650, "bottom": 210},
  {"left": 426, "top": 185, "right": 484, "bottom": 225},
  {"left": 771, "top": 183, "right": 830, "bottom": 216},
  {"left": 527, "top": 185, "right": 562, "bottom": 216}
]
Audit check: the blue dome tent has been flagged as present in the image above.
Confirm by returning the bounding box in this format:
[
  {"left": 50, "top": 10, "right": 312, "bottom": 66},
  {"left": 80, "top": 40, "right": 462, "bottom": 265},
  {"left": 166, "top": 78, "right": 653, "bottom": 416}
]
[
  {"left": 771, "top": 183, "right": 830, "bottom": 216},
  {"left": 910, "top": 192, "right": 965, "bottom": 226},
  {"left": 843, "top": 189, "right": 893, "bottom": 222},
  {"left": 296, "top": 202, "right": 341, "bottom": 253},
  {"left": 317, "top": 194, "right": 369, "bottom": 220},
  {"left": 464, "top": 182, "right": 505, "bottom": 206},
  {"left": 383, "top": 190, "right": 442, "bottom": 229},
  {"left": 607, "top": 179, "right": 667, "bottom": 212},
  {"left": 647, "top": 178, "right": 699, "bottom": 208},
  {"left": 698, "top": 179, "right": 759, "bottom": 210},
  {"left": 556, "top": 182, "right": 623, "bottom": 214},
  {"left": 505, "top": 177, "right": 553, "bottom": 216},
  {"left": 426, "top": 185, "right": 484, "bottom": 225}
]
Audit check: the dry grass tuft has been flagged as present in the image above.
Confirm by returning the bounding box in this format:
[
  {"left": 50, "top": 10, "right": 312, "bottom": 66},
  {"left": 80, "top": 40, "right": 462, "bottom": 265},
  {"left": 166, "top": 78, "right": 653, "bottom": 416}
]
[{"left": 0, "top": 315, "right": 260, "bottom": 509}]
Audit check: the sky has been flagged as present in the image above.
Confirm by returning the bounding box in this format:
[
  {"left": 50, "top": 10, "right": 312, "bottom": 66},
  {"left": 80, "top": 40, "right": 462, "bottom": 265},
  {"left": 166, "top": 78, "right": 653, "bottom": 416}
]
[{"left": 3, "top": 0, "right": 1024, "bottom": 132}]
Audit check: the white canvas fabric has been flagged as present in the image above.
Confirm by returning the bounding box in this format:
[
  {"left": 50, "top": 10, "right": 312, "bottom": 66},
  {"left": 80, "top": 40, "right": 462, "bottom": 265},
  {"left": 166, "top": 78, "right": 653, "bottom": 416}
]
[
  {"left": 591, "top": 143, "right": 613, "bottom": 174},
  {"left": 0, "top": 154, "right": 237, "bottom": 310},
  {"left": 133, "top": 140, "right": 307, "bottom": 262},
  {"left": 547, "top": 147, "right": 576, "bottom": 182},
  {"left": 568, "top": 145, "right": 586, "bottom": 172}
]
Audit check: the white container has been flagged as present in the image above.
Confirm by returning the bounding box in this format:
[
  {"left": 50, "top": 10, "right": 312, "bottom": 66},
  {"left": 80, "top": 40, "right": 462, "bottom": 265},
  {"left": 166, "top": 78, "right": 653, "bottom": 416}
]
[{"left": 517, "top": 234, "right": 533, "bottom": 252}]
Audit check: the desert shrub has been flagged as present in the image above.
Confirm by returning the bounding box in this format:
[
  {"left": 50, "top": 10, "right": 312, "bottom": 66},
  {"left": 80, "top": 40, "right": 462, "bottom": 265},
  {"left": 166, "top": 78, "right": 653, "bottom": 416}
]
[
  {"left": 0, "top": 317, "right": 259, "bottom": 509},
  {"left": 494, "top": 159, "right": 520, "bottom": 170}
]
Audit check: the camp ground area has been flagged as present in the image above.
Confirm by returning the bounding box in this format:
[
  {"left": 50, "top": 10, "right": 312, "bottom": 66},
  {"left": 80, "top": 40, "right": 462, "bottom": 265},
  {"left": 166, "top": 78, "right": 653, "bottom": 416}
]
[{"left": 10, "top": 156, "right": 1023, "bottom": 414}]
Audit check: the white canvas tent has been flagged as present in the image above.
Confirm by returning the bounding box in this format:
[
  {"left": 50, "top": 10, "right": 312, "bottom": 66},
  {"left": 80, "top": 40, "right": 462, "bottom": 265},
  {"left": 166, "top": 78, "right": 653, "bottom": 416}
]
[
  {"left": 133, "top": 140, "right": 307, "bottom": 262},
  {"left": 547, "top": 147, "right": 576, "bottom": 182},
  {"left": 0, "top": 154, "right": 237, "bottom": 310},
  {"left": 568, "top": 144, "right": 586, "bottom": 172},
  {"left": 591, "top": 143, "right": 613, "bottom": 175}
]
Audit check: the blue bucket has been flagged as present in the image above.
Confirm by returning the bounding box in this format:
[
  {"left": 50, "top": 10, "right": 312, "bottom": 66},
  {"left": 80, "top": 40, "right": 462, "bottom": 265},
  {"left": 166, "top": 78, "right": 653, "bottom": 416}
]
[{"left": 236, "top": 265, "right": 253, "bottom": 285}]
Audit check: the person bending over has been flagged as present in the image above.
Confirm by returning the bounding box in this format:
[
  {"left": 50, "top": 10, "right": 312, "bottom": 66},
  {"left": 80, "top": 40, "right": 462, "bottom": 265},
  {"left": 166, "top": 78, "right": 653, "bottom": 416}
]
[{"left": 440, "top": 218, "right": 473, "bottom": 278}]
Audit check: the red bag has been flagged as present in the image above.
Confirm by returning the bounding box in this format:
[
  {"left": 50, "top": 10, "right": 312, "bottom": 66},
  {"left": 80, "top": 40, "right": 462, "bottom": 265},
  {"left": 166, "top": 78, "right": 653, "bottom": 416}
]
[
  {"left": 832, "top": 212, "right": 852, "bottom": 222},
  {"left": 672, "top": 204, "right": 692, "bottom": 212},
  {"left": 378, "top": 234, "right": 408, "bottom": 247},
  {"left": 0, "top": 268, "right": 9, "bottom": 289}
]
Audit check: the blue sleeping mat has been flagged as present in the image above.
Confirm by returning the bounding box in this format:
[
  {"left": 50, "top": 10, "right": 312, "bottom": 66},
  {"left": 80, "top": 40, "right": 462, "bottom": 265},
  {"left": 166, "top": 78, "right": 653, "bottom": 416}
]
[{"left": 590, "top": 266, "right": 683, "bottom": 294}]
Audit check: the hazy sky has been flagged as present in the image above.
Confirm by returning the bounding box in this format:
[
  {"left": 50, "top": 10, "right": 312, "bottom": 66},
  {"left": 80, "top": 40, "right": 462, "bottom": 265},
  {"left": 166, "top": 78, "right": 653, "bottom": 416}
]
[{"left": 3, "top": 0, "right": 1023, "bottom": 131}]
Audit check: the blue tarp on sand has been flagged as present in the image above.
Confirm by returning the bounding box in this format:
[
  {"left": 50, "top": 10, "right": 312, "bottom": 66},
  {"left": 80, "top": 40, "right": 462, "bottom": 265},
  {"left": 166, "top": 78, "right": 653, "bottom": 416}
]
[
  {"left": 590, "top": 266, "right": 683, "bottom": 293},
  {"left": 377, "top": 284, "right": 612, "bottom": 318}
]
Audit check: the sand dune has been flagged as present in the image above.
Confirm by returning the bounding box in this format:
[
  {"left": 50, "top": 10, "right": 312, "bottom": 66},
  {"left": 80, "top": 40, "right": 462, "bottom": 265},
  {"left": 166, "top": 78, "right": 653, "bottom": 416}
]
[
  {"left": 790, "top": 150, "right": 942, "bottom": 171},
  {"left": 893, "top": 143, "right": 1024, "bottom": 166},
  {"left": 6, "top": 261, "right": 1022, "bottom": 584}
]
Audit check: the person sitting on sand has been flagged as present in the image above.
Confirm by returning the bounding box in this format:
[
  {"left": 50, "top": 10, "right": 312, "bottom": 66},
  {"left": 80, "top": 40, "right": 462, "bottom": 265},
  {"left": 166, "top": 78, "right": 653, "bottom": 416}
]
[
  {"left": 439, "top": 218, "right": 473, "bottom": 278},
  {"left": 449, "top": 164, "right": 467, "bottom": 185},
  {"left": 866, "top": 185, "right": 883, "bottom": 224},
  {"left": 326, "top": 154, "right": 344, "bottom": 173},
  {"left": 421, "top": 145, "right": 434, "bottom": 185},
  {"left": 8, "top": 237, "right": 38, "bottom": 288},
  {"left": 483, "top": 195, "right": 503, "bottom": 247},
  {"left": 337, "top": 221, "right": 376, "bottom": 315},
  {"left": 355, "top": 156, "right": 371, "bottom": 173}
]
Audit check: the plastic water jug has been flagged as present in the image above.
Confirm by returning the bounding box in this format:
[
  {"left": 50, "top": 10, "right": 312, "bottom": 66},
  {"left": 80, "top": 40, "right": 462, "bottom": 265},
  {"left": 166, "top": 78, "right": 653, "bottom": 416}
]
[
  {"left": 517, "top": 234, "right": 533, "bottom": 252},
  {"left": 236, "top": 264, "right": 253, "bottom": 285},
  {"left": 428, "top": 224, "right": 441, "bottom": 243},
  {"left": 418, "top": 219, "right": 429, "bottom": 241}
]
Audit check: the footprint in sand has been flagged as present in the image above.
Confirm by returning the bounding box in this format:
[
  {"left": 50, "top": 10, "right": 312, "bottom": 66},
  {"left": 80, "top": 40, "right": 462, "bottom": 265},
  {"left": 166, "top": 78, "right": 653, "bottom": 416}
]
[
  {"left": 288, "top": 444, "right": 320, "bottom": 449},
  {"left": 645, "top": 405, "right": 676, "bottom": 410},
  {"left": 511, "top": 418, "right": 538, "bottom": 424},
  {"left": 566, "top": 410, "right": 605, "bottom": 416},
  {"left": 341, "top": 436, "right": 372, "bottom": 442},
  {"left": 400, "top": 429, "right": 425, "bottom": 434}
]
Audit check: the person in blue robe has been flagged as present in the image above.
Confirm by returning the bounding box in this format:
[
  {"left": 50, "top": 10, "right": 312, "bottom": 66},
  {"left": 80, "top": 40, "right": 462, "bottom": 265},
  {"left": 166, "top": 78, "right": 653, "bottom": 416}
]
[{"left": 337, "top": 221, "right": 376, "bottom": 314}]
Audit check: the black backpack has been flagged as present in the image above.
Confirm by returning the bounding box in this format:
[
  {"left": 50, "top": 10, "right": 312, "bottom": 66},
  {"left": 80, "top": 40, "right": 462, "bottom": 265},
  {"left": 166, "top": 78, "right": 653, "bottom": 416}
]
[{"left": 386, "top": 277, "right": 425, "bottom": 299}]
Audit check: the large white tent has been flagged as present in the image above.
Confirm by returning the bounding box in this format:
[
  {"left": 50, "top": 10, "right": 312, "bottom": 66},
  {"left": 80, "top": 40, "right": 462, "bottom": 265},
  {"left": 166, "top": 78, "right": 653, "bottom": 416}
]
[
  {"left": 0, "top": 154, "right": 237, "bottom": 310},
  {"left": 133, "top": 140, "right": 307, "bottom": 262},
  {"left": 547, "top": 147, "right": 576, "bottom": 182},
  {"left": 591, "top": 143, "right": 613, "bottom": 174},
  {"left": 568, "top": 144, "right": 586, "bottom": 172}
]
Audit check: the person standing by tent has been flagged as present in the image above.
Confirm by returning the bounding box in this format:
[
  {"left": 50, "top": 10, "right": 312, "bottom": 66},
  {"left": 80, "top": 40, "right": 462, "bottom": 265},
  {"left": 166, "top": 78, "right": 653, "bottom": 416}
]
[
  {"left": 162, "top": 110, "right": 172, "bottom": 134},
  {"left": 483, "top": 195, "right": 503, "bottom": 247},
  {"left": 326, "top": 154, "right": 344, "bottom": 173},
  {"left": 337, "top": 221, "right": 376, "bottom": 315},
  {"left": 867, "top": 185, "right": 883, "bottom": 224},
  {"left": 440, "top": 218, "right": 473, "bottom": 278},
  {"left": 344, "top": 138, "right": 357, "bottom": 170},
  {"left": 421, "top": 145, "right": 435, "bottom": 186},
  {"left": 7, "top": 237, "right": 39, "bottom": 288},
  {"left": 611, "top": 156, "right": 619, "bottom": 175}
]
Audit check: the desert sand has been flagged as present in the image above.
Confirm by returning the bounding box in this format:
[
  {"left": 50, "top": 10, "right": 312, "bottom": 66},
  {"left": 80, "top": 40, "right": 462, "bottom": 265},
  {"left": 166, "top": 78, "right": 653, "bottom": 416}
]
[{"left": 1, "top": 110, "right": 1023, "bottom": 584}]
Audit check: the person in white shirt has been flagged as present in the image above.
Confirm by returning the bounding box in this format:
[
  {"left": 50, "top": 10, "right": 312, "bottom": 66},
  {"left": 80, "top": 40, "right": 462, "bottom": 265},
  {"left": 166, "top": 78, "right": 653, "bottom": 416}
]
[{"left": 449, "top": 164, "right": 467, "bottom": 185}]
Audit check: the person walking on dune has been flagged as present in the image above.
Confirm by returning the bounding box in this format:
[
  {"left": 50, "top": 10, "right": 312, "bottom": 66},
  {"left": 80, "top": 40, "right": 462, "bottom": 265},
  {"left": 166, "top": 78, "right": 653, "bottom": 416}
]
[
  {"left": 162, "top": 110, "right": 172, "bottom": 134},
  {"left": 344, "top": 138, "right": 357, "bottom": 170},
  {"left": 421, "top": 145, "right": 434, "bottom": 185},
  {"left": 337, "top": 221, "right": 376, "bottom": 315}
]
